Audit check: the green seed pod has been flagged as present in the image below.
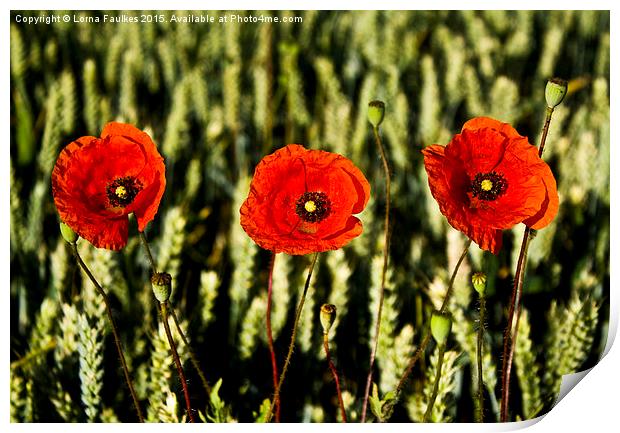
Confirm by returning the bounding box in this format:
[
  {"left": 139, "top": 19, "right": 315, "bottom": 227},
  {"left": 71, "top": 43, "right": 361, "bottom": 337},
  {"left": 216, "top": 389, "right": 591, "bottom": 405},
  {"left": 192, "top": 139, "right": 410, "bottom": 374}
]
[
  {"left": 151, "top": 272, "right": 172, "bottom": 303},
  {"left": 320, "top": 303, "right": 337, "bottom": 335},
  {"left": 545, "top": 78, "right": 568, "bottom": 108},
  {"left": 367, "top": 100, "right": 385, "bottom": 128},
  {"left": 430, "top": 311, "right": 452, "bottom": 345},
  {"left": 471, "top": 272, "right": 487, "bottom": 295},
  {"left": 59, "top": 222, "right": 78, "bottom": 244}
]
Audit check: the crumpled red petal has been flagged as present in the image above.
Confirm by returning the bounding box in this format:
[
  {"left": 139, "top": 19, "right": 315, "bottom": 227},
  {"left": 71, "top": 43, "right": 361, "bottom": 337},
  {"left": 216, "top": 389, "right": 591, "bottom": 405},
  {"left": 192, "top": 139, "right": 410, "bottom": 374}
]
[
  {"left": 52, "top": 122, "right": 166, "bottom": 250},
  {"left": 423, "top": 116, "right": 559, "bottom": 255},
  {"left": 240, "top": 144, "right": 370, "bottom": 255}
]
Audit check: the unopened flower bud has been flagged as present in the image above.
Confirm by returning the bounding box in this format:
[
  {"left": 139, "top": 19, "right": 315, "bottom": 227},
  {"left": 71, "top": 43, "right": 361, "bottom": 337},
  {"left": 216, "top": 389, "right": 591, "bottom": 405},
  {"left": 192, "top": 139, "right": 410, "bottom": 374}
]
[
  {"left": 545, "top": 78, "right": 568, "bottom": 108},
  {"left": 368, "top": 100, "right": 385, "bottom": 128},
  {"left": 59, "top": 222, "right": 78, "bottom": 244},
  {"left": 151, "top": 272, "right": 172, "bottom": 303},
  {"left": 430, "top": 311, "right": 452, "bottom": 345},
  {"left": 471, "top": 272, "right": 487, "bottom": 295},
  {"left": 320, "top": 304, "right": 337, "bottom": 335}
]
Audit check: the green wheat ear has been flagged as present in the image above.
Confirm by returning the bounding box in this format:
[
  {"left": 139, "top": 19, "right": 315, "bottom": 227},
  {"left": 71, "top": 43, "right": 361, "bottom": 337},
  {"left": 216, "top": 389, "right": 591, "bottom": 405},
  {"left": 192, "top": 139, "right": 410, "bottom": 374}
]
[
  {"left": 10, "top": 373, "right": 28, "bottom": 422},
  {"left": 419, "top": 55, "right": 440, "bottom": 144},
  {"left": 162, "top": 79, "right": 191, "bottom": 160},
  {"left": 514, "top": 309, "right": 543, "bottom": 419},
  {"left": 407, "top": 348, "right": 460, "bottom": 422},
  {"left": 543, "top": 291, "right": 599, "bottom": 406},
  {"left": 199, "top": 270, "right": 220, "bottom": 328},
  {"left": 8, "top": 9, "right": 610, "bottom": 423},
  {"left": 156, "top": 206, "right": 188, "bottom": 298},
  {"left": 239, "top": 295, "right": 266, "bottom": 360},
  {"left": 229, "top": 176, "right": 258, "bottom": 343},
  {"left": 38, "top": 86, "right": 62, "bottom": 178},
  {"left": 146, "top": 320, "right": 187, "bottom": 422},
  {"left": 322, "top": 248, "right": 353, "bottom": 355},
  {"left": 78, "top": 313, "right": 105, "bottom": 422},
  {"left": 271, "top": 253, "right": 292, "bottom": 339},
  {"left": 59, "top": 70, "right": 77, "bottom": 134}
]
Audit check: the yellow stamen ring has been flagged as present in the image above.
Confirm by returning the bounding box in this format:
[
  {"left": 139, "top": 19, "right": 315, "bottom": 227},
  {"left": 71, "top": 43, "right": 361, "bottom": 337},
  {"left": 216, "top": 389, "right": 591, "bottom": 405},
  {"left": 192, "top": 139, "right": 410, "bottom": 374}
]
[
  {"left": 304, "top": 200, "right": 317, "bottom": 212},
  {"left": 115, "top": 186, "right": 128, "bottom": 198},
  {"left": 480, "top": 179, "right": 493, "bottom": 191}
]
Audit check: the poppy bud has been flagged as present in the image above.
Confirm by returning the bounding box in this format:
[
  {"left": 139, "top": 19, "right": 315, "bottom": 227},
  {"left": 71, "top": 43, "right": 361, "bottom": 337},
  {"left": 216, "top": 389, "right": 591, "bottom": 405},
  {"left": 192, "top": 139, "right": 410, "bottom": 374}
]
[
  {"left": 430, "top": 311, "right": 452, "bottom": 345},
  {"left": 545, "top": 78, "right": 568, "bottom": 108},
  {"left": 320, "top": 303, "right": 337, "bottom": 335},
  {"left": 151, "top": 272, "right": 172, "bottom": 303},
  {"left": 471, "top": 272, "right": 487, "bottom": 295},
  {"left": 59, "top": 222, "right": 78, "bottom": 244},
  {"left": 368, "top": 100, "right": 385, "bottom": 128}
]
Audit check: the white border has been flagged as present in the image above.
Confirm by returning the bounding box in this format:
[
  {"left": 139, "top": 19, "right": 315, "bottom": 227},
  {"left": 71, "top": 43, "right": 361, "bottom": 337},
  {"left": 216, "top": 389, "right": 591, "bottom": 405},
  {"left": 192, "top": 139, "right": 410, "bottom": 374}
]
[{"left": 3, "top": 2, "right": 617, "bottom": 431}]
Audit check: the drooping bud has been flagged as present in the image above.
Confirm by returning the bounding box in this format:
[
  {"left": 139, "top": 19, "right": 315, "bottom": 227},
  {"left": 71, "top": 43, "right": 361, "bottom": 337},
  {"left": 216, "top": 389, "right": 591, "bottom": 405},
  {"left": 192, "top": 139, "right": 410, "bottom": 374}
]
[
  {"left": 430, "top": 311, "right": 452, "bottom": 346},
  {"left": 367, "top": 100, "right": 385, "bottom": 128},
  {"left": 545, "top": 78, "right": 568, "bottom": 108},
  {"left": 320, "top": 303, "right": 337, "bottom": 335},
  {"left": 59, "top": 222, "right": 78, "bottom": 244},
  {"left": 471, "top": 272, "right": 487, "bottom": 295},
  {"left": 151, "top": 272, "right": 172, "bottom": 303}
]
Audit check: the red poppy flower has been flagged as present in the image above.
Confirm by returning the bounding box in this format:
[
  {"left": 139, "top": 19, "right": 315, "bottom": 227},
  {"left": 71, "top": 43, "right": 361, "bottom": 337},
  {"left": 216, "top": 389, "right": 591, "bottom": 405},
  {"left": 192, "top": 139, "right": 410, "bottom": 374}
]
[
  {"left": 52, "top": 122, "right": 166, "bottom": 250},
  {"left": 422, "top": 117, "right": 559, "bottom": 254},
  {"left": 240, "top": 144, "right": 371, "bottom": 255}
]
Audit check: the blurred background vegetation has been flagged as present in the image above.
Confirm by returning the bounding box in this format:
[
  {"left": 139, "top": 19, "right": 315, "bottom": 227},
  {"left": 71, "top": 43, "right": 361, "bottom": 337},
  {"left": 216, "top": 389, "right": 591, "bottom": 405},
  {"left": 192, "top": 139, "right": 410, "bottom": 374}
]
[{"left": 10, "top": 10, "right": 609, "bottom": 422}]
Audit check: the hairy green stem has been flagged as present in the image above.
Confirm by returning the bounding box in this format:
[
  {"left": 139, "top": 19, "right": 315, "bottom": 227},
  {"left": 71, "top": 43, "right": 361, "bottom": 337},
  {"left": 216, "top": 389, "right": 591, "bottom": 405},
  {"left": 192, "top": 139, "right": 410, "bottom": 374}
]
[
  {"left": 265, "top": 252, "right": 280, "bottom": 422},
  {"left": 323, "top": 333, "right": 347, "bottom": 422},
  {"left": 71, "top": 243, "right": 144, "bottom": 422},
  {"left": 440, "top": 239, "right": 472, "bottom": 314},
  {"left": 10, "top": 339, "right": 56, "bottom": 370},
  {"left": 500, "top": 228, "right": 533, "bottom": 421},
  {"left": 391, "top": 240, "right": 471, "bottom": 411},
  {"left": 500, "top": 105, "right": 555, "bottom": 422},
  {"left": 423, "top": 344, "right": 446, "bottom": 422},
  {"left": 137, "top": 223, "right": 198, "bottom": 421},
  {"left": 476, "top": 294, "right": 486, "bottom": 422},
  {"left": 138, "top": 230, "right": 158, "bottom": 274},
  {"left": 160, "top": 301, "right": 195, "bottom": 422},
  {"left": 361, "top": 125, "right": 392, "bottom": 423},
  {"left": 169, "top": 306, "right": 211, "bottom": 395},
  {"left": 265, "top": 252, "right": 319, "bottom": 422}
]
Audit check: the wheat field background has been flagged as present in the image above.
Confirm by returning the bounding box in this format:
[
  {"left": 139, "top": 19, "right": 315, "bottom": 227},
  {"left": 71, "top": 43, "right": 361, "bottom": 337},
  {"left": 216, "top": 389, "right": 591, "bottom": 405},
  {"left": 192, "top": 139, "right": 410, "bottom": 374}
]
[{"left": 9, "top": 10, "right": 610, "bottom": 422}]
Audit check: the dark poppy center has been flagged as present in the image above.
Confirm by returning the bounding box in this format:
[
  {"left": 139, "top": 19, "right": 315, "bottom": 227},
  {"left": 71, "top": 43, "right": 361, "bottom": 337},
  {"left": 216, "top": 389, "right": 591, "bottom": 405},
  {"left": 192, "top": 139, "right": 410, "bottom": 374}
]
[
  {"left": 470, "top": 172, "right": 508, "bottom": 201},
  {"left": 106, "top": 176, "right": 143, "bottom": 208},
  {"left": 295, "top": 191, "right": 330, "bottom": 223}
]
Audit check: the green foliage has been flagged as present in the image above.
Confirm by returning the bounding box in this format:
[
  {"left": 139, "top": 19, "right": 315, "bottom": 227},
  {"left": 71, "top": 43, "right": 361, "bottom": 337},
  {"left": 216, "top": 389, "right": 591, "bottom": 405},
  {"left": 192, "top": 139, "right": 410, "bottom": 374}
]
[
  {"left": 206, "top": 378, "right": 234, "bottom": 423},
  {"left": 253, "top": 398, "right": 271, "bottom": 423},
  {"left": 369, "top": 383, "right": 396, "bottom": 422}
]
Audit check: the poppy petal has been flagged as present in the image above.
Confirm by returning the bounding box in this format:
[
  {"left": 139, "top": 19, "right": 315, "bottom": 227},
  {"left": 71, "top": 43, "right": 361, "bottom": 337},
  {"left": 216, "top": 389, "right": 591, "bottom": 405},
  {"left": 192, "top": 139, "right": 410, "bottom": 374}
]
[
  {"left": 52, "top": 122, "right": 166, "bottom": 250},
  {"left": 462, "top": 116, "right": 523, "bottom": 141},
  {"left": 240, "top": 144, "right": 370, "bottom": 255},
  {"left": 446, "top": 128, "right": 507, "bottom": 177},
  {"left": 423, "top": 116, "right": 560, "bottom": 254},
  {"left": 524, "top": 163, "right": 559, "bottom": 229},
  {"left": 466, "top": 225, "right": 503, "bottom": 255}
]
